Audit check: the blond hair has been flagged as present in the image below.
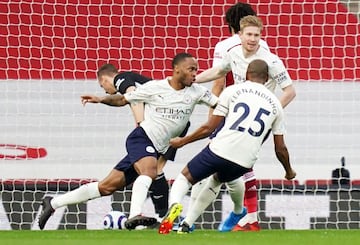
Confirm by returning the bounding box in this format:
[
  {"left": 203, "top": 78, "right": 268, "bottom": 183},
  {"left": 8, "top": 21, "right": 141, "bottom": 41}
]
[{"left": 240, "top": 15, "right": 263, "bottom": 32}]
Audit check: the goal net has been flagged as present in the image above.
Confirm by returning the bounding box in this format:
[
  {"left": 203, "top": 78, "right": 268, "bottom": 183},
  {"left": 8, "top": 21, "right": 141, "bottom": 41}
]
[{"left": 1, "top": 0, "right": 359, "bottom": 230}]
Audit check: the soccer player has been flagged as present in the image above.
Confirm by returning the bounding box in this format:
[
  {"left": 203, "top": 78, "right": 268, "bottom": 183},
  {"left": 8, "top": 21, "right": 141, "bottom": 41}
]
[
  {"left": 158, "top": 59, "right": 296, "bottom": 234},
  {"left": 185, "top": 2, "right": 270, "bottom": 232},
  {"left": 38, "top": 53, "right": 218, "bottom": 230},
  {"left": 195, "top": 14, "right": 296, "bottom": 231},
  {"left": 96, "top": 65, "right": 191, "bottom": 219}
]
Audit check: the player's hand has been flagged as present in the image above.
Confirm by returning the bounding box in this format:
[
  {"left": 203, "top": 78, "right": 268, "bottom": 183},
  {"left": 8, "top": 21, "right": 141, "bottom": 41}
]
[
  {"left": 81, "top": 95, "right": 101, "bottom": 106},
  {"left": 285, "top": 169, "right": 296, "bottom": 180},
  {"left": 170, "top": 137, "right": 185, "bottom": 148}
]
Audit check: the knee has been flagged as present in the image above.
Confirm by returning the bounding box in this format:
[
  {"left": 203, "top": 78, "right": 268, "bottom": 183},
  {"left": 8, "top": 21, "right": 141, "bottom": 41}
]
[
  {"left": 98, "top": 181, "right": 117, "bottom": 196},
  {"left": 139, "top": 165, "right": 158, "bottom": 180},
  {"left": 146, "top": 171, "right": 158, "bottom": 180}
]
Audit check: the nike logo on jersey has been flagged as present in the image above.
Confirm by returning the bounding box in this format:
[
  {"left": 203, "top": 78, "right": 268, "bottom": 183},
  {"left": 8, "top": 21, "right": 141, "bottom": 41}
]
[{"left": 115, "top": 78, "right": 125, "bottom": 91}]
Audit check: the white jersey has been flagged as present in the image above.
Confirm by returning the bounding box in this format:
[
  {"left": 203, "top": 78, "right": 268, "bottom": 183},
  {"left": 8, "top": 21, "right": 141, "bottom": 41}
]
[
  {"left": 210, "top": 81, "right": 285, "bottom": 168},
  {"left": 124, "top": 78, "right": 218, "bottom": 153},
  {"left": 212, "top": 34, "right": 269, "bottom": 67},
  {"left": 219, "top": 44, "right": 293, "bottom": 92}
]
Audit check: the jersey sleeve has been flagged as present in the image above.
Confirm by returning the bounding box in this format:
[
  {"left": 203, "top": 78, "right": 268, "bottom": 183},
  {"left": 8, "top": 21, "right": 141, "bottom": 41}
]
[
  {"left": 212, "top": 86, "right": 232, "bottom": 116},
  {"left": 271, "top": 105, "right": 286, "bottom": 135},
  {"left": 195, "top": 84, "right": 218, "bottom": 107},
  {"left": 259, "top": 39, "right": 270, "bottom": 51},
  {"left": 268, "top": 56, "right": 293, "bottom": 89},
  {"left": 114, "top": 72, "right": 151, "bottom": 94},
  {"left": 212, "top": 42, "right": 224, "bottom": 67},
  {"left": 219, "top": 51, "right": 233, "bottom": 73},
  {"left": 123, "top": 80, "right": 156, "bottom": 103}
]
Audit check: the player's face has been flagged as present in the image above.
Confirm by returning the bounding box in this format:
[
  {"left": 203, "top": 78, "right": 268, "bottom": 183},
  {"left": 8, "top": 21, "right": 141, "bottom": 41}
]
[
  {"left": 177, "top": 57, "right": 198, "bottom": 87},
  {"left": 240, "top": 26, "right": 261, "bottom": 54},
  {"left": 98, "top": 75, "right": 117, "bottom": 94}
]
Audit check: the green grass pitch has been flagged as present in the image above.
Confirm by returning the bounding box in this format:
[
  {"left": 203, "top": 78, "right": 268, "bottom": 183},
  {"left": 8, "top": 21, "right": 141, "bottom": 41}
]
[{"left": 0, "top": 230, "right": 359, "bottom": 245}]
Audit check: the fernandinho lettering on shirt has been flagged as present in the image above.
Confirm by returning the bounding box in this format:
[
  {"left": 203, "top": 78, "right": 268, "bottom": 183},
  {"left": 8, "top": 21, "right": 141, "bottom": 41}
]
[{"left": 230, "top": 87, "right": 278, "bottom": 114}]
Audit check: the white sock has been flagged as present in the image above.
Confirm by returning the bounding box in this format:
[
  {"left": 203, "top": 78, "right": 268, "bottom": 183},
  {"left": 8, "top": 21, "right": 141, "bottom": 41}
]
[
  {"left": 185, "top": 175, "right": 221, "bottom": 226},
  {"left": 226, "top": 178, "right": 245, "bottom": 214},
  {"left": 169, "top": 173, "right": 192, "bottom": 205},
  {"left": 129, "top": 175, "right": 152, "bottom": 219},
  {"left": 247, "top": 212, "right": 258, "bottom": 224},
  {"left": 51, "top": 182, "right": 101, "bottom": 209},
  {"left": 187, "top": 177, "right": 208, "bottom": 212}
]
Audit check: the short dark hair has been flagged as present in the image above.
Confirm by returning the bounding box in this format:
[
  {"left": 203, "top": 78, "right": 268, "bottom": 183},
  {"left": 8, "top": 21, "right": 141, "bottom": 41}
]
[
  {"left": 225, "top": 2, "right": 256, "bottom": 33},
  {"left": 97, "top": 63, "right": 118, "bottom": 78},
  {"left": 172, "top": 53, "right": 194, "bottom": 68},
  {"left": 246, "top": 59, "right": 269, "bottom": 82}
]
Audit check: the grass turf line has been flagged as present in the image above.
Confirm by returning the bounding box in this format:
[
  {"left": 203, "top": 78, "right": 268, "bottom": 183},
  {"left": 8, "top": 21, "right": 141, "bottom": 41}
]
[{"left": 0, "top": 230, "right": 359, "bottom": 245}]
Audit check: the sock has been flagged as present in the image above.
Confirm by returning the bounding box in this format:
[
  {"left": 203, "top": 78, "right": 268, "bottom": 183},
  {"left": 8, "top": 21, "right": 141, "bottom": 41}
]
[
  {"left": 149, "top": 172, "right": 169, "bottom": 218},
  {"left": 51, "top": 182, "right": 101, "bottom": 209},
  {"left": 187, "top": 177, "right": 207, "bottom": 211},
  {"left": 185, "top": 175, "right": 221, "bottom": 226},
  {"left": 226, "top": 178, "right": 245, "bottom": 214},
  {"left": 129, "top": 175, "right": 152, "bottom": 219},
  {"left": 240, "top": 173, "right": 258, "bottom": 225},
  {"left": 169, "top": 173, "right": 192, "bottom": 205},
  {"left": 244, "top": 178, "right": 258, "bottom": 212}
]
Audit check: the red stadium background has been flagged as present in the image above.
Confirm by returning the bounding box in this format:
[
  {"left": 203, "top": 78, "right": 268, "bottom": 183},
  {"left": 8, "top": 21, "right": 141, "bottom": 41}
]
[{"left": 0, "top": 0, "right": 359, "bottom": 80}]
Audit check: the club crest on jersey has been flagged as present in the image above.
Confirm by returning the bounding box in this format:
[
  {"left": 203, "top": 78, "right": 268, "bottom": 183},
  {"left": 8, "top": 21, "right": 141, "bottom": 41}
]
[{"left": 183, "top": 95, "right": 192, "bottom": 104}]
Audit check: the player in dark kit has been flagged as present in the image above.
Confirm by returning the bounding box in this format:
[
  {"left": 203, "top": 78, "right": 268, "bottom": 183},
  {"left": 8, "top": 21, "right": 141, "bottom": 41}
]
[{"left": 96, "top": 64, "right": 190, "bottom": 220}]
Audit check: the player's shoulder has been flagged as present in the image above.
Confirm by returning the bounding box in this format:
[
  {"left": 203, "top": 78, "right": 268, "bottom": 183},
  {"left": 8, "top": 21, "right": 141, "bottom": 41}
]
[
  {"left": 253, "top": 82, "right": 283, "bottom": 109},
  {"left": 240, "top": 81, "right": 277, "bottom": 96},
  {"left": 215, "top": 35, "right": 240, "bottom": 50},
  {"left": 256, "top": 47, "right": 283, "bottom": 65},
  {"left": 259, "top": 39, "right": 270, "bottom": 51},
  {"left": 124, "top": 71, "right": 151, "bottom": 81},
  {"left": 189, "top": 82, "right": 209, "bottom": 91},
  {"left": 144, "top": 78, "right": 166, "bottom": 86},
  {"left": 189, "top": 83, "right": 215, "bottom": 98},
  {"left": 213, "top": 36, "right": 241, "bottom": 62}
]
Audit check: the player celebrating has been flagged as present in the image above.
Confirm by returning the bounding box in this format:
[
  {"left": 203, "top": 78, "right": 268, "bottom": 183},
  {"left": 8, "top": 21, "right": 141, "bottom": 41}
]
[
  {"left": 96, "top": 65, "right": 191, "bottom": 220},
  {"left": 195, "top": 14, "right": 296, "bottom": 231},
  {"left": 38, "top": 53, "right": 218, "bottom": 230},
  {"left": 158, "top": 59, "right": 296, "bottom": 234}
]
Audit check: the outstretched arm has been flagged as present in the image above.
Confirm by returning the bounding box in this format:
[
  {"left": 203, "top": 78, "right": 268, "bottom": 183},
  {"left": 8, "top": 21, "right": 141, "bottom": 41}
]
[
  {"left": 208, "top": 76, "right": 225, "bottom": 118},
  {"left": 170, "top": 115, "right": 224, "bottom": 148},
  {"left": 125, "top": 86, "right": 145, "bottom": 125},
  {"left": 273, "top": 135, "right": 296, "bottom": 180},
  {"left": 195, "top": 66, "right": 228, "bottom": 84},
  {"left": 81, "top": 94, "right": 128, "bottom": 107},
  {"left": 279, "top": 84, "right": 296, "bottom": 108}
]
